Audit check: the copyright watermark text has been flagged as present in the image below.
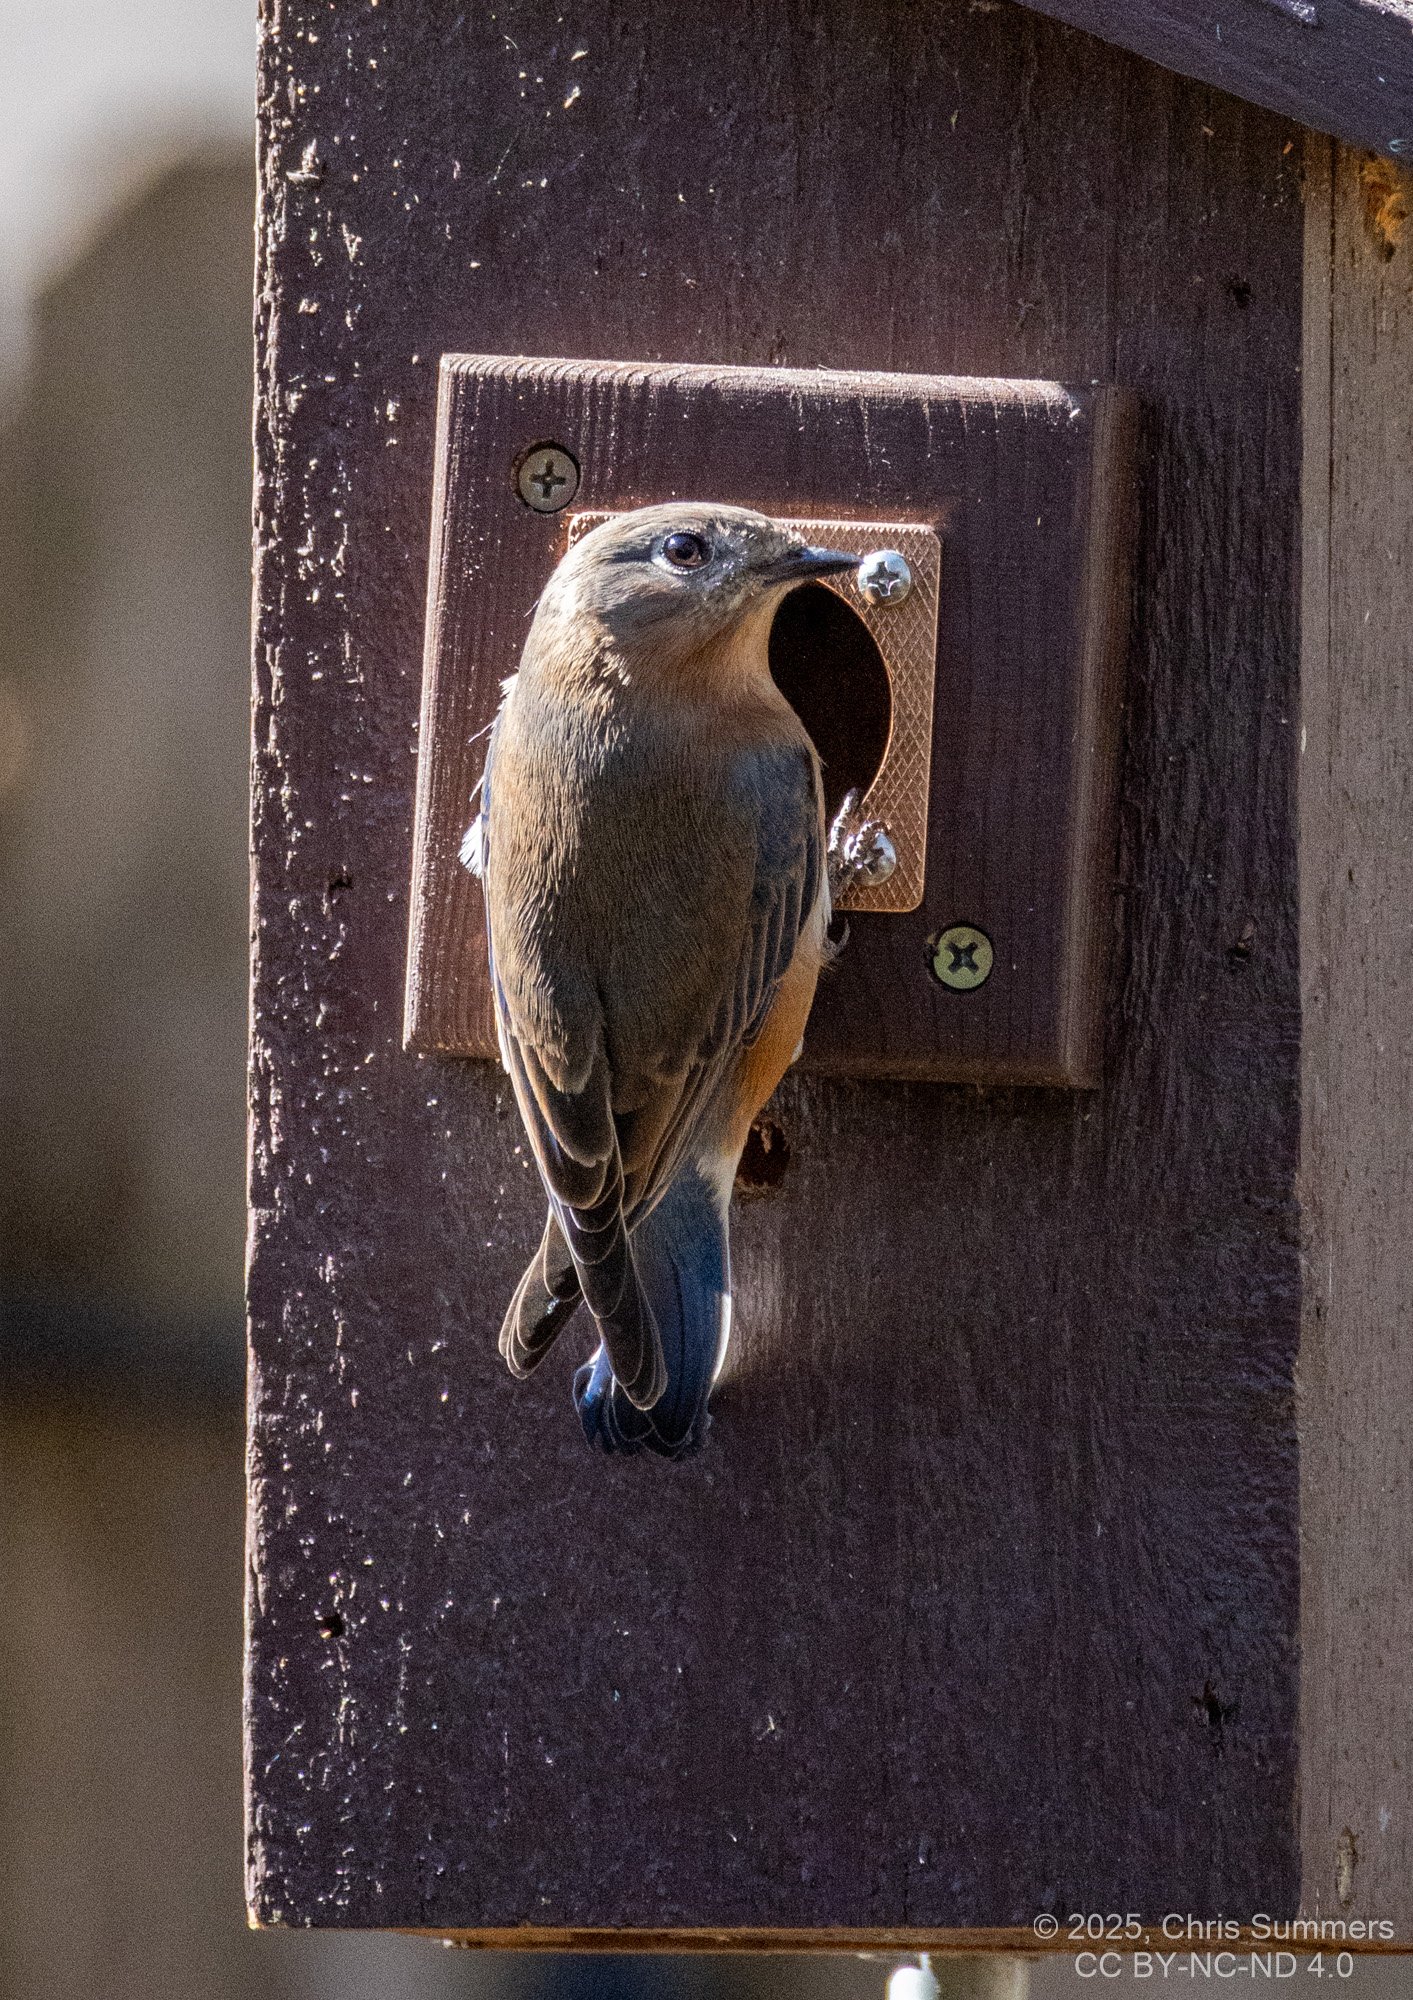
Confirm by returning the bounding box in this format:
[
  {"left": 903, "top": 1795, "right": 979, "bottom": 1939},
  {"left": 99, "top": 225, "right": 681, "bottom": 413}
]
[
  {"left": 1029, "top": 1912, "right": 1395, "bottom": 1976},
  {"left": 1068, "top": 1951, "right": 1356, "bottom": 1979}
]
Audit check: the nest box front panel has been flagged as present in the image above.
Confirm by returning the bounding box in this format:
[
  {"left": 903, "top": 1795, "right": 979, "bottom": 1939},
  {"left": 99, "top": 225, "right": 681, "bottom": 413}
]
[{"left": 406, "top": 355, "right": 1135, "bottom": 1086}]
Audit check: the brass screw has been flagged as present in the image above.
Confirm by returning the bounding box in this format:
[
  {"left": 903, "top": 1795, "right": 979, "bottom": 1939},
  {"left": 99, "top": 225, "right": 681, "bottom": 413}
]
[
  {"left": 929, "top": 923, "right": 994, "bottom": 992},
  {"left": 515, "top": 443, "right": 580, "bottom": 513}
]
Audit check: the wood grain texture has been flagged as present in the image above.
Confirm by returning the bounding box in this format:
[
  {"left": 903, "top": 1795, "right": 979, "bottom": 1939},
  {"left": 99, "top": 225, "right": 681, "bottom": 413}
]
[
  {"left": 404, "top": 357, "right": 1133, "bottom": 1085},
  {"left": 1299, "top": 139, "right": 1413, "bottom": 1933},
  {"left": 1015, "top": 0, "right": 1413, "bottom": 157},
  {"left": 249, "top": 0, "right": 1307, "bottom": 1935}
]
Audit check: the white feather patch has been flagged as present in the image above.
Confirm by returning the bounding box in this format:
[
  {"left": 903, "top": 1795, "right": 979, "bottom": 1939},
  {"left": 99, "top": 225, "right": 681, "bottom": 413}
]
[
  {"left": 459, "top": 816, "right": 485, "bottom": 876},
  {"left": 711, "top": 1293, "right": 733, "bottom": 1385}
]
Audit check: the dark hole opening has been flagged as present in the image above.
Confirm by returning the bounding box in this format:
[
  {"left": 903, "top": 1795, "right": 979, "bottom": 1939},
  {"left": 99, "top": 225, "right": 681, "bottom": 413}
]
[
  {"left": 1192, "top": 1678, "right": 1237, "bottom": 1751},
  {"left": 735, "top": 1116, "right": 792, "bottom": 1195},
  {"left": 319, "top": 1612, "right": 345, "bottom": 1640},
  {"left": 768, "top": 583, "right": 892, "bottom": 821}
]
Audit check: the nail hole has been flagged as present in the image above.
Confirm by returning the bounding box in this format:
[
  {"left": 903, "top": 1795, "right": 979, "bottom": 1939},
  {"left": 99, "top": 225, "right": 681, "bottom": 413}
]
[
  {"left": 325, "top": 872, "right": 352, "bottom": 906},
  {"left": 1227, "top": 919, "right": 1255, "bottom": 967},
  {"left": 319, "top": 1612, "right": 345, "bottom": 1639},
  {"left": 735, "top": 1116, "right": 792, "bottom": 1195},
  {"left": 769, "top": 583, "right": 891, "bottom": 822},
  {"left": 1359, "top": 158, "right": 1407, "bottom": 261},
  {"left": 1225, "top": 275, "right": 1252, "bottom": 308},
  {"left": 1192, "top": 1678, "right": 1236, "bottom": 1752}
]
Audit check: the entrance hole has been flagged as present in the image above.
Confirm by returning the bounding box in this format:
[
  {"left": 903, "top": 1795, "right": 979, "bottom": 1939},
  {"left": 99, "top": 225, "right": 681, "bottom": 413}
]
[{"left": 768, "top": 583, "right": 892, "bottom": 822}]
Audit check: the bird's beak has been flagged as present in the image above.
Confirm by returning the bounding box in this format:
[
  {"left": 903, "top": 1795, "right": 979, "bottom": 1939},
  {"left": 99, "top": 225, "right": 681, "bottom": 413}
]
[{"left": 761, "top": 544, "right": 858, "bottom": 585}]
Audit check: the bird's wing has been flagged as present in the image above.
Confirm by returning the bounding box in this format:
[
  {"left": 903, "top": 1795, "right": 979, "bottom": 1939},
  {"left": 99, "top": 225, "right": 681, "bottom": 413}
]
[
  {"left": 481, "top": 733, "right": 665, "bottom": 1406},
  {"left": 486, "top": 733, "right": 822, "bottom": 1400},
  {"left": 497, "top": 1007, "right": 666, "bottom": 1410},
  {"left": 613, "top": 738, "right": 824, "bottom": 1220},
  {"left": 714, "top": 740, "right": 825, "bottom": 1053}
]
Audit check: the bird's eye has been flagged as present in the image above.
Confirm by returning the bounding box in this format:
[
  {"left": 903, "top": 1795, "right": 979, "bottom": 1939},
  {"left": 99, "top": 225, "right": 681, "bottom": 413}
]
[{"left": 659, "top": 531, "right": 711, "bottom": 571}]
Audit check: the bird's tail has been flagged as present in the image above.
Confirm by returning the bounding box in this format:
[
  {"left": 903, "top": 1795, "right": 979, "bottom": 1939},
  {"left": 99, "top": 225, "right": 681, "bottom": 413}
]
[{"left": 574, "top": 1163, "right": 730, "bottom": 1458}]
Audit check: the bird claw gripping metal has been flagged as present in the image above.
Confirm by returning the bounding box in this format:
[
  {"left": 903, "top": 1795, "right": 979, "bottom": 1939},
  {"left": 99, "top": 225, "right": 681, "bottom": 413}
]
[{"left": 827, "top": 787, "right": 897, "bottom": 900}]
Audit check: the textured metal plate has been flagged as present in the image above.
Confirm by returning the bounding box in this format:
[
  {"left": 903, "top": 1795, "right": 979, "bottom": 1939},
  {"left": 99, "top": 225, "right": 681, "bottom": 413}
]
[{"left": 568, "top": 512, "right": 941, "bottom": 914}]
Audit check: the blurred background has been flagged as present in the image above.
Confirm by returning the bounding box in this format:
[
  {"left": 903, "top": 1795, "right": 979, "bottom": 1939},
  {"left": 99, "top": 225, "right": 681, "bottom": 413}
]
[{"left": 0, "top": 3, "right": 1407, "bottom": 1998}]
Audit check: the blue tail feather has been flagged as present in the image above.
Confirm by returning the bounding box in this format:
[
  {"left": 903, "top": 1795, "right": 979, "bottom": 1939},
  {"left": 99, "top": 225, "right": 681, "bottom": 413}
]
[{"left": 573, "top": 1164, "right": 730, "bottom": 1458}]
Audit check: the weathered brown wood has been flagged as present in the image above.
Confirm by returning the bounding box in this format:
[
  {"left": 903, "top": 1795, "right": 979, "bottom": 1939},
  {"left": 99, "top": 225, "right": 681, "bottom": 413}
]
[
  {"left": 404, "top": 357, "right": 1133, "bottom": 1085},
  {"left": 1015, "top": 0, "right": 1413, "bottom": 157},
  {"left": 249, "top": 0, "right": 1308, "bottom": 1936},
  {"left": 1299, "top": 138, "right": 1413, "bottom": 1930}
]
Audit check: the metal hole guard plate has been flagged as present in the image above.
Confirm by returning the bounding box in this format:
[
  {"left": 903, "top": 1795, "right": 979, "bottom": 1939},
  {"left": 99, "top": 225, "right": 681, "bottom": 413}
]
[
  {"left": 405, "top": 355, "right": 1136, "bottom": 1084},
  {"left": 566, "top": 511, "right": 941, "bottom": 916}
]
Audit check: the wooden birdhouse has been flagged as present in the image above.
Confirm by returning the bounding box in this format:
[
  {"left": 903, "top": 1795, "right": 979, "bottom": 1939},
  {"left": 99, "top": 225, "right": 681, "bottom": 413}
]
[{"left": 248, "top": 0, "right": 1413, "bottom": 1953}]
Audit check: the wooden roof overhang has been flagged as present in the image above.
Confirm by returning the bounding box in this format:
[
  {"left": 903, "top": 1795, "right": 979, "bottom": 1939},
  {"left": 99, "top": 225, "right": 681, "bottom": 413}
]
[{"left": 1016, "top": 0, "right": 1413, "bottom": 154}]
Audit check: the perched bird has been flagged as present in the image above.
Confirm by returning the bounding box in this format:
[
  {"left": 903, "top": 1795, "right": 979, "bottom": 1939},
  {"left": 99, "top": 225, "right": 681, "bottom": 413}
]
[{"left": 468, "top": 502, "right": 861, "bottom": 1457}]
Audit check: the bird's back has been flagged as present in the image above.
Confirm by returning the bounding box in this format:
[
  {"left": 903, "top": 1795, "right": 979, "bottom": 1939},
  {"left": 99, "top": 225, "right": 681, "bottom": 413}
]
[{"left": 486, "top": 661, "right": 819, "bottom": 1119}]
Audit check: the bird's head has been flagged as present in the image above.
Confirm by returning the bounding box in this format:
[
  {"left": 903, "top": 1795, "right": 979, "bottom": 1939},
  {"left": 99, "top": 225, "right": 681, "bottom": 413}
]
[{"left": 525, "top": 502, "right": 858, "bottom": 688}]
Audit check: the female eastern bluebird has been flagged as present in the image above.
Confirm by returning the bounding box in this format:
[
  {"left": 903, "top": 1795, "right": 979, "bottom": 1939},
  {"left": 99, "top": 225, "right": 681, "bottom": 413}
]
[{"left": 468, "top": 503, "right": 858, "bottom": 1457}]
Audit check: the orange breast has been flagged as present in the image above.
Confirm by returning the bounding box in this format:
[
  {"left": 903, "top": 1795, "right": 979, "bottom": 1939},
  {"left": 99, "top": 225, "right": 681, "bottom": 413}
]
[{"left": 725, "top": 917, "right": 826, "bottom": 1156}]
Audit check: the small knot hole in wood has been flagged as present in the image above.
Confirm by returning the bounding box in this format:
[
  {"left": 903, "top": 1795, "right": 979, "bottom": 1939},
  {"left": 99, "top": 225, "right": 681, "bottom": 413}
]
[
  {"left": 769, "top": 582, "right": 891, "bottom": 821},
  {"left": 735, "top": 1116, "right": 792, "bottom": 1194}
]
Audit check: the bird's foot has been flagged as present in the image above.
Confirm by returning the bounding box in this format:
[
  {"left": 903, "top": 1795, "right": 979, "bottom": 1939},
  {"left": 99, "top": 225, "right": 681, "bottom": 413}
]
[{"left": 827, "top": 788, "right": 895, "bottom": 903}]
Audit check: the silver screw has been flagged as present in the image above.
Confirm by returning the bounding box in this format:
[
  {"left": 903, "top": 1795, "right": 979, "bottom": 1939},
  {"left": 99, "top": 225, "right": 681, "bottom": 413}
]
[
  {"left": 856, "top": 548, "right": 912, "bottom": 606},
  {"left": 930, "top": 923, "right": 994, "bottom": 992},
  {"left": 515, "top": 443, "right": 580, "bottom": 513}
]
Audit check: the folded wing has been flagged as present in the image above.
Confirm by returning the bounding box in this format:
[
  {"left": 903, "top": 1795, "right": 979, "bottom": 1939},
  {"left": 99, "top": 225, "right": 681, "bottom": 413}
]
[{"left": 485, "top": 732, "right": 824, "bottom": 1410}]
